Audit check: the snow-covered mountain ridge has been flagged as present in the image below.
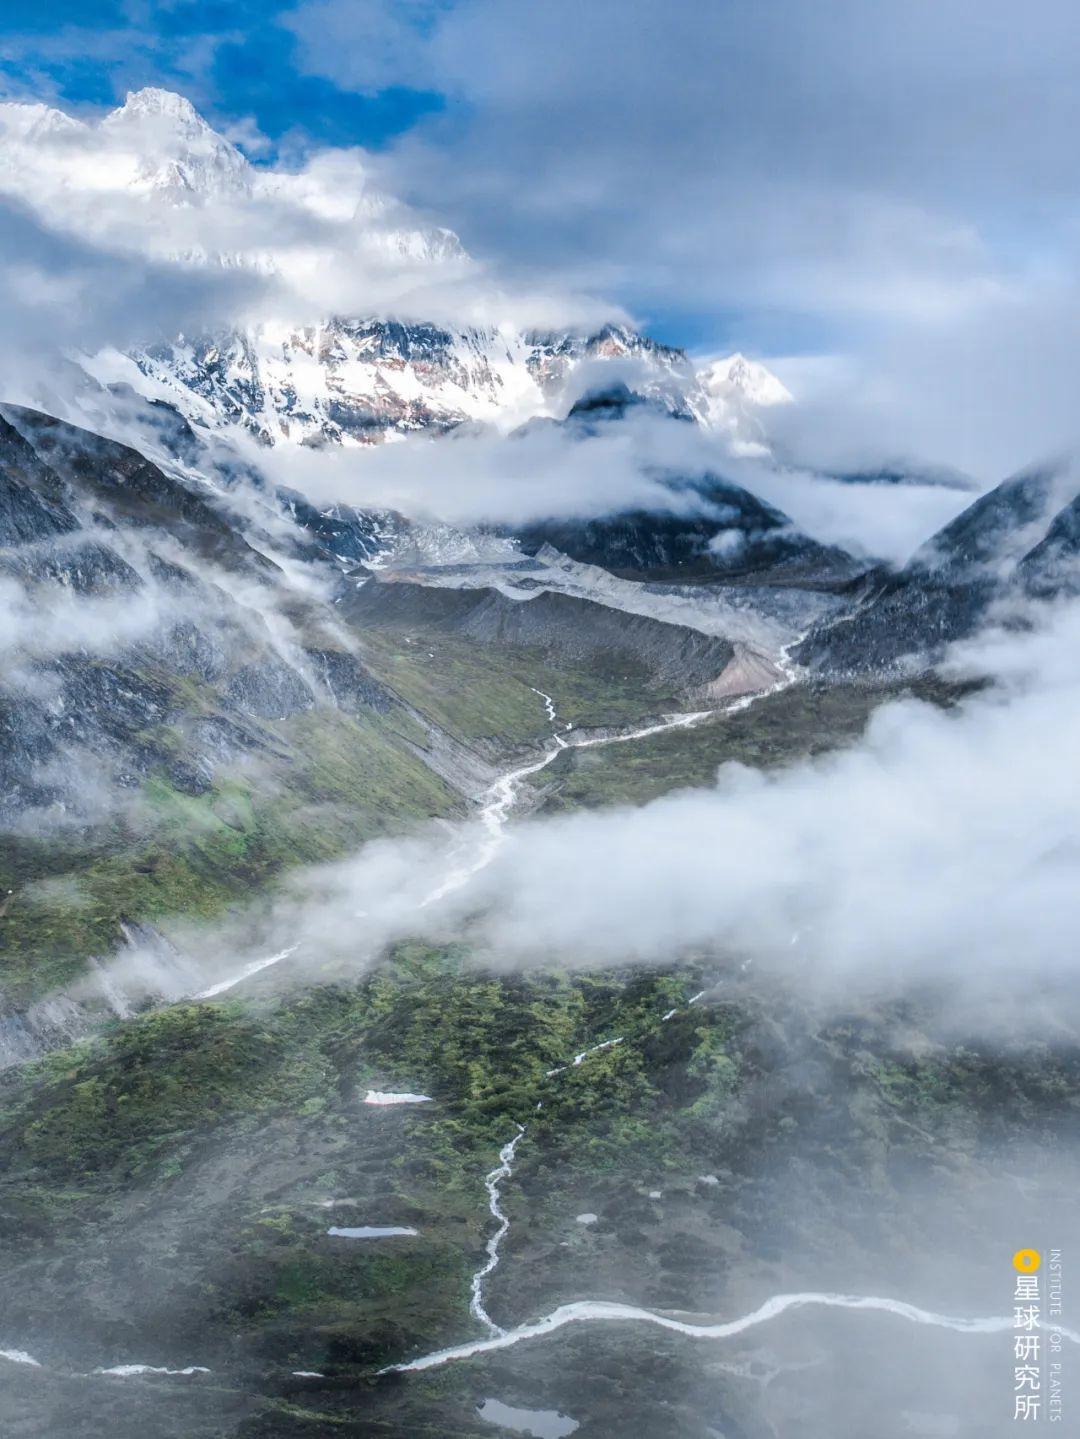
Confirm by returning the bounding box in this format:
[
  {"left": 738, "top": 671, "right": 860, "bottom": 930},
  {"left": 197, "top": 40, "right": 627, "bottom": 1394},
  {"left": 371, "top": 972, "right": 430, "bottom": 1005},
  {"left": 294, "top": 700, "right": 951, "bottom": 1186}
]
[
  {"left": 0, "top": 88, "right": 789, "bottom": 450},
  {"left": 86, "top": 319, "right": 724, "bottom": 448}
]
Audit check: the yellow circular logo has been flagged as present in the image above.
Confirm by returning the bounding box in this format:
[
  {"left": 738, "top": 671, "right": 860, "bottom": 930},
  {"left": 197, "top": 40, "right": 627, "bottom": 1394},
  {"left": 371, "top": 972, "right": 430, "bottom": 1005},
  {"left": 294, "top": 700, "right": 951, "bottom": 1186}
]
[{"left": 1013, "top": 1249, "right": 1041, "bottom": 1272}]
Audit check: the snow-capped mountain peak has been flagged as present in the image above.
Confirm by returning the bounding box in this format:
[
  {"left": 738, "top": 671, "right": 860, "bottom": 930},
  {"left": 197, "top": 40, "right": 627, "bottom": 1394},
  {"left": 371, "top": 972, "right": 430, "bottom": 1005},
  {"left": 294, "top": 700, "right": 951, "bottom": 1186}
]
[
  {"left": 100, "top": 87, "right": 251, "bottom": 200},
  {"left": 104, "top": 87, "right": 205, "bottom": 129},
  {"left": 0, "top": 100, "right": 87, "bottom": 142},
  {"left": 690, "top": 352, "right": 792, "bottom": 455},
  {"left": 0, "top": 85, "right": 793, "bottom": 457},
  {"left": 699, "top": 353, "right": 793, "bottom": 409}
]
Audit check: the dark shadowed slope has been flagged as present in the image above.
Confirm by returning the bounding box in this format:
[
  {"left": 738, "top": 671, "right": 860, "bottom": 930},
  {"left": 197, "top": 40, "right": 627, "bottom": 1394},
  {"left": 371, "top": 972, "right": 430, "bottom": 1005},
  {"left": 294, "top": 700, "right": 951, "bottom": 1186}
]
[{"left": 797, "top": 463, "right": 1080, "bottom": 673}]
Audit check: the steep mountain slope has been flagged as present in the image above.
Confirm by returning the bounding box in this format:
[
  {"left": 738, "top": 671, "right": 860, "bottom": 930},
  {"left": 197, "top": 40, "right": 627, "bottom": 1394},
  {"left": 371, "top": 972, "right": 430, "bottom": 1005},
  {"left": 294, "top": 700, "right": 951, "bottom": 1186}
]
[
  {"left": 696, "top": 352, "right": 793, "bottom": 456},
  {"left": 797, "top": 463, "right": 1080, "bottom": 672},
  {"left": 1017, "top": 490, "right": 1080, "bottom": 597},
  {"left": 346, "top": 579, "right": 737, "bottom": 694},
  {"left": 0, "top": 403, "right": 770, "bottom": 1028},
  {"left": 102, "top": 320, "right": 705, "bottom": 448},
  {"left": 0, "top": 406, "right": 478, "bottom": 1012},
  {"left": 0, "top": 403, "right": 396, "bottom": 810},
  {"left": 515, "top": 477, "right": 862, "bottom": 587}
]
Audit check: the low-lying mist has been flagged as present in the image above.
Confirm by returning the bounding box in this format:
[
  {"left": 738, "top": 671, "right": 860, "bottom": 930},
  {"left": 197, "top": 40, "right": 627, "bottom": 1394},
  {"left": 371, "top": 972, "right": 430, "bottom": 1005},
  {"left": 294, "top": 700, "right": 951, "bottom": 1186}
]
[
  {"left": 29, "top": 575, "right": 1080, "bottom": 1055},
  {"left": 152, "top": 596, "right": 1080, "bottom": 1042},
  {"left": 260, "top": 404, "right": 974, "bottom": 564}
]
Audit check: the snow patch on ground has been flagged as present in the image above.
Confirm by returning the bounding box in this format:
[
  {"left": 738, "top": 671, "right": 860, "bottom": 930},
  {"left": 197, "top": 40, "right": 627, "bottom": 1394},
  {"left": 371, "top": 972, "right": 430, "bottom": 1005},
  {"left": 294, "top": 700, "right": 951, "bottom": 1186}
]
[
  {"left": 327, "top": 1226, "right": 418, "bottom": 1239},
  {"left": 96, "top": 1364, "right": 211, "bottom": 1377},
  {"left": 363, "top": 1090, "right": 433, "bottom": 1105},
  {"left": 0, "top": 1349, "right": 41, "bottom": 1367}
]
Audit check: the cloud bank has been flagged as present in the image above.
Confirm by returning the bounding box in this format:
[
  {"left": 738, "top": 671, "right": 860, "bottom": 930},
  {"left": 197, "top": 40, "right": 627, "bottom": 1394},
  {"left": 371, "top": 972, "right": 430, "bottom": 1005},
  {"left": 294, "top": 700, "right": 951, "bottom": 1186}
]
[
  {"left": 0, "top": 87, "right": 614, "bottom": 375},
  {"left": 261, "top": 405, "right": 972, "bottom": 561},
  {"left": 258, "top": 599, "right": 1080, "bottom": 1033},
  {"left": 285, "top": 0, "right": 1080, "bottom": 480}
]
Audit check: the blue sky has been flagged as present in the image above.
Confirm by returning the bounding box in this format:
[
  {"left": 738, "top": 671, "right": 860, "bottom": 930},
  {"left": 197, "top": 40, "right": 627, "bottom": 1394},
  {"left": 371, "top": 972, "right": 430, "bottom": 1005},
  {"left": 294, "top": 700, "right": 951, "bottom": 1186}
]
[
  {"left": 2, "top": 0, "right": 1080, "bottom": 476},
  {"left": 0, "top": 0, "right": 824, "bottom": 353},
  {"left": 0, "top": 2, "right": 444, "bottom": 150}
]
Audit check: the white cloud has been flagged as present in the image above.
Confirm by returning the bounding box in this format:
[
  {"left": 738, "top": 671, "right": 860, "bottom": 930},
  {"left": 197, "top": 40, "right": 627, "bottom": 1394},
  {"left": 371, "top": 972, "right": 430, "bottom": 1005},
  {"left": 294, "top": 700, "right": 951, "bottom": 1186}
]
[
  {"left": 260, "top": 598, "right": 1080, "bottom": 1037},
  {"left": 283, "top": 0, "right": 445, "bottom": 97},
  {"left": 0, "top": 194, "right": 270, "bottom": 406},
  {"left": 0, "top": 86, "right": 613, "bottom": 369},
  {"left": 285, "top": 0, "right": 1080, "bottom": 480},
  {"left": 260, "top": 405, "right": 970, "bottom": 561}
]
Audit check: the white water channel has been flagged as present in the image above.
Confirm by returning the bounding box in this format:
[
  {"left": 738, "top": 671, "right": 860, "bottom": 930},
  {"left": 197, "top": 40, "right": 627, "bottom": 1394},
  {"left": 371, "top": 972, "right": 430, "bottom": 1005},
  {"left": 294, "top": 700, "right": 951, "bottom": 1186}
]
[
  {"left": 5, "top": 643, "right": 1049, "bottom": 1389},
  {"left": 194, "top": 945, "right": 298, "bottom": 1000},
  {"left": 419, "top": 690, "right": 718, "bottom": 912},
  {"left": 384, "top": 1294, "right": 1080, "bottom": 1375},
  {"left": 470, "top": 1125, "right": 528, "bottom": 1335}
]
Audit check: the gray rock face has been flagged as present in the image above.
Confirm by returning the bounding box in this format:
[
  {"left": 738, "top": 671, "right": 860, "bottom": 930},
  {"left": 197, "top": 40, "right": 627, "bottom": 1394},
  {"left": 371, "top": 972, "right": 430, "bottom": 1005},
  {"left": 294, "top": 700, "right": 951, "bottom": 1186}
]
[
  {"left": 347, "top": 578, "right": 737, "bottom": 693},
  {"left": 307, "top": 648, "right": 393, "bottom": 713},
  {"left": 0, "top": 416, "right": 80, "bottom": 546},
  {"left": 0, "top": 404, "right": 278, "bottom": 577},
  {"left": 0, "top": 536, "right": 141, "bottom": 595},
  {"left": 514, "top": 475, "right": 862, "bottom": 589},
  {"left": 1018, "top": 491, "right": 1080, "bottom": 598},
  {"left": 798, "top": 464, "right": 1080, "bottom": 674},
  {"left": 223, "top": 661, "right": 316, "bottom": 721},
  {"left": 911, "top": 466, "right": 1068, "bottom": 577},
  {"left": 277, "top": 487, "right": 402, "bottom": 568},
  {"left": 0, "top": 403, "right": 399, "bottom": 824}
]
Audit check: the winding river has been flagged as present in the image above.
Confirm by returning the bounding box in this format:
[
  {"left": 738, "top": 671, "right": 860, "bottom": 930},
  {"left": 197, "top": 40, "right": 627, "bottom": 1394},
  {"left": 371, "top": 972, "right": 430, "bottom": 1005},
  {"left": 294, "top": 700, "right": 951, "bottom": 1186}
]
[
  {"left": 387, "top": 655, "right": 1079, "bottom": 1384},
  {"left": 5, "top": 642, "right": 1060, "bottom": 1394},
  {"left": 383, "top": 1293, "right": 1080, "bottom": 1375}
]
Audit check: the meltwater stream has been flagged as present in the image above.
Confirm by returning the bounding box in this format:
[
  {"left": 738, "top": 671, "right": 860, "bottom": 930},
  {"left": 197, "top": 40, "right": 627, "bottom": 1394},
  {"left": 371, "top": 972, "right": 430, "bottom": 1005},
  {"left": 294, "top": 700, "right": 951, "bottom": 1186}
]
[
  {"left": 379, "top": 657, "right": 1080, "bottom": 1383},
  {"left": 6, "top": 646, "right": 1050, "bottom": 1392},
  {"left": 470, "top": 1125, "right": 528, "bottom": 1336},
  {"left": 382, "top": 1295, "right": 1080, "bottom": 1375},
  {"left": 449, "top": 666, "right": 803, "bottom": 1336},
  {"left": 419, "top": 692, "right": 715, "bottom": 910},
  {"left": 434, "top": 684, "right": 755, "bottom": 1333}
]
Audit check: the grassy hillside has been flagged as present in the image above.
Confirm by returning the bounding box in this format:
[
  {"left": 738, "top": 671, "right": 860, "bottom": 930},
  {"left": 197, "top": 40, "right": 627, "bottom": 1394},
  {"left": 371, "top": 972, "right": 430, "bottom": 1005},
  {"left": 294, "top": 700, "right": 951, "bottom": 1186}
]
[
  {"left": 2, "top": 940, "right": 1077, "bottom": 1437},
  {"left": 0, "top": 706, "right": 461, "bottom": 1005},
  {"left": 0, "top": 600, "right": 714, "bottom": 1008},
  {"left": 354, "top": 627, "right": 682, "bottom": 752},
  {"left": 539, "top": 675, "right": 981, "bottom": 813}
]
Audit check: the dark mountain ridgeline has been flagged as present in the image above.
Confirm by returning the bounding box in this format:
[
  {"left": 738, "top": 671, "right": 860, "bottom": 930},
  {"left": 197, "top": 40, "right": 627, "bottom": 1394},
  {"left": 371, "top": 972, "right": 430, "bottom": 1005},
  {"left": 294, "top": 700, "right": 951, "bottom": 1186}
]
[
  {"left": 514, "top": 478, "right": 862, "bottom": 587},
  {"left": 798, "top": 463, "right": 1080, "bottom": 673},
  {"left": 347, "top": 578, "right": 738, "bottom": 693}
]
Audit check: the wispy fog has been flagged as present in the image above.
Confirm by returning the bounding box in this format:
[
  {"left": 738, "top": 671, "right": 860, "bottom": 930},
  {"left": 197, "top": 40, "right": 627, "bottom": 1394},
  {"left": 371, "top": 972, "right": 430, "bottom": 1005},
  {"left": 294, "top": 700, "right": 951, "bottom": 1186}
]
[
  {"left": 0, "top": 91, "right": 612, "bottom": 403},
  {"left": 0, "top": 196, "right": 268, "bottom": 405},
  {"left": 260, "top": 406, "right": 973, "bottom": 562},
  {"left": 240, "top": 598, "right": 1080, "bottom": 1035}
]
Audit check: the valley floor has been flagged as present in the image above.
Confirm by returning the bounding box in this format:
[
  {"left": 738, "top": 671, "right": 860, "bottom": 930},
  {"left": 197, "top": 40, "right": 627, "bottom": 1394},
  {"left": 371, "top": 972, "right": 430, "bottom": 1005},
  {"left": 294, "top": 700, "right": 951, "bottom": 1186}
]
[{"left": 1, "top": 644, "right": 1074, "bottom": 1439}]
